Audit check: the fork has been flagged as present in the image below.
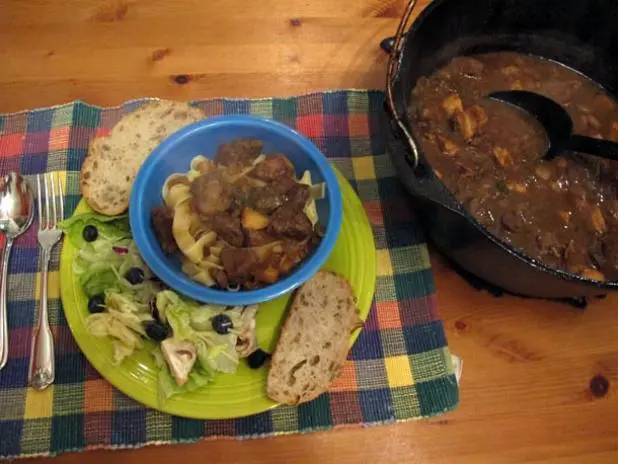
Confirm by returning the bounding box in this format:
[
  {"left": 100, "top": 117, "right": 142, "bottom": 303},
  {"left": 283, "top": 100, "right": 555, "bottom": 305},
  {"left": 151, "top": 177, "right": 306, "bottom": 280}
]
[{"left": 29, "top": 172, "right": 64, "bottom": 391}]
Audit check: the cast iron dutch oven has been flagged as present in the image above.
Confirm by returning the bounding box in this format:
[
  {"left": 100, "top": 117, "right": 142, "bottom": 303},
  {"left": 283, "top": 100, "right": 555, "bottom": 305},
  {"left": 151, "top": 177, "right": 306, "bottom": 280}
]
[{"left": 383, "top": 0, "right": 618, "bottom": 298}]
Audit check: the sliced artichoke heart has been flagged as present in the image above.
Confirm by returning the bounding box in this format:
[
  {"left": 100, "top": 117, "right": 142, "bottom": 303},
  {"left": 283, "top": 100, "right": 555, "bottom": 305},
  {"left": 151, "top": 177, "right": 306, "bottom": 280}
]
[{"left": 161, "top": 338, "right": 197, "bottom": 386}]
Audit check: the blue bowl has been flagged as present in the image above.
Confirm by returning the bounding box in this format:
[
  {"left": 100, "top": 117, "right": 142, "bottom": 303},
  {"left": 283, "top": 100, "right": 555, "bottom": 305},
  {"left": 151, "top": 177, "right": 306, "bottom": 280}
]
[{"left": 129, "top": 115, "right": 343, "bottom": 305}]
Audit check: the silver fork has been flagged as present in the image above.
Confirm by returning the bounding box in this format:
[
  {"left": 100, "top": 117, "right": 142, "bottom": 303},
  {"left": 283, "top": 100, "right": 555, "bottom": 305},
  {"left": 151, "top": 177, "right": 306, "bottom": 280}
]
[{"left": 29, "top": 172, "right": 64, "bottom": 391}]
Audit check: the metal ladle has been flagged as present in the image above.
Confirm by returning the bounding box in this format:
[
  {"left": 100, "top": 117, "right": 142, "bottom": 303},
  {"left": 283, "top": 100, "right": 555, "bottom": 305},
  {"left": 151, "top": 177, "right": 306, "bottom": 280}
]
[
  {"left": 0, "top": 173, "right": 34, "bottom": 370},
  {"left": 489, "top": 90, "right": 618, "bottom": 161}
]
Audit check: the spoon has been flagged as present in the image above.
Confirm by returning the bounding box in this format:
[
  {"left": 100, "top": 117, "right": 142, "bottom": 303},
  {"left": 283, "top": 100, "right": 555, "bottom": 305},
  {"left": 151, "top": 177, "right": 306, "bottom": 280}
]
[
  {"left": 488, "top": 90, "right": 618, "bottom": 161},
  {"left": 0, "top": 172, "right": 34, "bottom": 370}
]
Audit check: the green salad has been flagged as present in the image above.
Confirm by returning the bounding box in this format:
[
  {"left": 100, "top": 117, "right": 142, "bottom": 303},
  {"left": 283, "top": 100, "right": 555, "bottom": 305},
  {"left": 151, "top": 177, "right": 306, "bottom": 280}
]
[{"left": 60, "top": 212, "right": 260, "bottom": 405}]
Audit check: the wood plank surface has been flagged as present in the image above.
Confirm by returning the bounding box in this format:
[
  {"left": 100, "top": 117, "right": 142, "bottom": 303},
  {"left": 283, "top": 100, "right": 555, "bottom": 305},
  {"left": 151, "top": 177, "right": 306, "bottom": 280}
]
[{"left": 2, "top": 0, "right": 617, "bottom": 462}]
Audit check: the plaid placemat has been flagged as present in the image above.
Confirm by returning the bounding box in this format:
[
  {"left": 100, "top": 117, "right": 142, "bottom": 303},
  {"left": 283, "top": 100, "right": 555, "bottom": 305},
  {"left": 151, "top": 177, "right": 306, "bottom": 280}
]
[{"left": 0, "top": 90, "right": 459, "bottom": 460}]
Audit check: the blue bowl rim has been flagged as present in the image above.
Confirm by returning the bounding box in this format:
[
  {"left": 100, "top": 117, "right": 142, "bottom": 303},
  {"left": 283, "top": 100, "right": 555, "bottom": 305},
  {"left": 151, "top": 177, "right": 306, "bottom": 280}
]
[{"left": 129, "top": 114, "right": 343, "bottom": 305}]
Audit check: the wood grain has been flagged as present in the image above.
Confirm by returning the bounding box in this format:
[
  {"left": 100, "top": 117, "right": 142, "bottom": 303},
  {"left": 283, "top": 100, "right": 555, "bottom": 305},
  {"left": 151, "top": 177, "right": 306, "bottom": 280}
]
[{"left": 2, "top": 0, "right": 618, "bottom": 462}]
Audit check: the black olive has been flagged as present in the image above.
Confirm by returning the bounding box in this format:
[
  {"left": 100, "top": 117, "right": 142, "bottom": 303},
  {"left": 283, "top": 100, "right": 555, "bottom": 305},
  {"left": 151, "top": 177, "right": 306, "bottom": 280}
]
[
  {"left": 144, "top": 321, "right": 170, "bottom": 342},
  {"left": 211, "top": 313, "right": 233, "bottom": 334},
  {"left": 82, "top": 225, "right": 99, "bottom": 242},
  {"left": 247, "top": 349, "right": 270, "bottom": 369},
  {"left": 88, "top": 294, "right": 106, "bottom": 314},
  {"left": 125, "top": 267, "right": 145, "bottom": 285}
]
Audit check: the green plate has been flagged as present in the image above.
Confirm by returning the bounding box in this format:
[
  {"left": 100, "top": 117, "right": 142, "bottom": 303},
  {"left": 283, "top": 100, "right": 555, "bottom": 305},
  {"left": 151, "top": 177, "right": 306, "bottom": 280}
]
[{"left": 60, "top": 169, "right": 376, "bottom": 419}]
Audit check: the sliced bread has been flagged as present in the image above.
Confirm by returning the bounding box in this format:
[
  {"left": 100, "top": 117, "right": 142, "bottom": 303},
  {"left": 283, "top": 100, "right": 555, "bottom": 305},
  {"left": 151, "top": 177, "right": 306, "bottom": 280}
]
[
  {"left": 267, "top": 271, "right": 363, "bottom": 405},
  {"left": 80, "top": 100, "right": 205, "bottom": 215}
]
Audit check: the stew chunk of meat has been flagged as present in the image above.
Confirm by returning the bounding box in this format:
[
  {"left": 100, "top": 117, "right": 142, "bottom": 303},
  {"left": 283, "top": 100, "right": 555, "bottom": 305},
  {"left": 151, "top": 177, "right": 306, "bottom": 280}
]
[
  {"left": 215, "top": 138, "right": 263, "bottom": 168},
  {"left": 212, "top": 213, "right": 244, "bottom": 247},
  {"left": 220, "top": 247, "right": 259, "bottom": 283},
  {"left": 190, "top": 171, "right": 232, "bottom": 217},
  {"left": 269, "top": 203, "right": 313, "bottom": 240},
  {"left": 251, "top": 185, "right": 287, "bottom": 214},
  {"left": 252, "top": 154, "right": 295, "bottom": 181},
  {"left": 151, "top": 206, "right": 178, "bottom": 254}
]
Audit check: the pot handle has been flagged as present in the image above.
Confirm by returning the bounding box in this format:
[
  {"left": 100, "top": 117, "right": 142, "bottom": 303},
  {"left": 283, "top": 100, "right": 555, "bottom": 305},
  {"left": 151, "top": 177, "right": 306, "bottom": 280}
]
[{"left": 385, "top": 0, "right": 421, "bottom": 169}]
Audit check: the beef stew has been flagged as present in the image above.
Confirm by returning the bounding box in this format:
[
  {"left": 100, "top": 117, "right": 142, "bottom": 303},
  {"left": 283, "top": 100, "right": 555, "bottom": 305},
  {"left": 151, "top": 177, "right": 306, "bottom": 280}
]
[
  {"left": 151, "top": 138, "right": 324, "bottom": 290},
  {"left": 409, "top": 52, "right": 618, "bottom": 281}
]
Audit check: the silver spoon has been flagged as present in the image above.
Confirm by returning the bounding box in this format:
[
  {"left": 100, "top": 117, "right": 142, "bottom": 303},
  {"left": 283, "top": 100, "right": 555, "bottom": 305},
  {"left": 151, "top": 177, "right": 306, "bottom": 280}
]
[{"left": 0, "top": 172, "right": 34, "bottom": 370}]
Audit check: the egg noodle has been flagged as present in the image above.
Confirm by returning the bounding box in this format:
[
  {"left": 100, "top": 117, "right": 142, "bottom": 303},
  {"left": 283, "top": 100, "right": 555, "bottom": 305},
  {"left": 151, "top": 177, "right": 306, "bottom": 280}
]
[{"left": 162, "top": 155, "right": 323, "bottom": 287}]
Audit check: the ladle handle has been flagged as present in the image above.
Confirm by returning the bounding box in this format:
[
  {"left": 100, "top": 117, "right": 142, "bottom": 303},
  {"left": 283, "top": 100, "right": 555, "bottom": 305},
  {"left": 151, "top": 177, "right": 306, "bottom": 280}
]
[
  {"left": 568, "top": 135, "right": 618, "bottom": 162},
  {"left": 0, "top": 239, "right": 13, "bottom": 370}
]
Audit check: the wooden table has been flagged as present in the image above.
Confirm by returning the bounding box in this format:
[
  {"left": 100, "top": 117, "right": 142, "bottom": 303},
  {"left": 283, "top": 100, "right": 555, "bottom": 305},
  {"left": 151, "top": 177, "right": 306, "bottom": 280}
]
[{"left": 3, "top": 0, "right": 618, "bottom": 462}]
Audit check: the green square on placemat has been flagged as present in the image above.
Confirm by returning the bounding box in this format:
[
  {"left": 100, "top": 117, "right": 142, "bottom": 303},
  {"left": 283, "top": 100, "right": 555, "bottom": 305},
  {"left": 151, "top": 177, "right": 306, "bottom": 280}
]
[{"left": 0, "top": 90, "right": 459, "bottom": 460}]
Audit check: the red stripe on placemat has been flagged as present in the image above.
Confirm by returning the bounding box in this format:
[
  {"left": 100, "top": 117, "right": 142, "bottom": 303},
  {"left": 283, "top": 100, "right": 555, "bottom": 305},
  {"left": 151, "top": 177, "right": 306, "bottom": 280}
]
[
  {"left": 399, "top": 295, "right": 439, "bottom": 325},
  {"left": 323, "top": 115, "right": 349, "bottom": 137},
  {"left": 98, "top": 108, "right": 124, "bottom": 131},
  {"left": 382, "top": 198, "right": 414, "bottom": 223},
  {"left": 49, "top": 127, "right": 70, "bottom": 152},
  {"left": 347, "top": 114, "right": 370, "bottom": 137},
  {"left": 328, "top": 391, "right": 363, "bottom": 424},
  {"left": 296, "top": 114, "right": 324, "bottom": 138},
  {"left": 329, "top": 361, "right": 357, "bottom": 392},
  {"left": 70, "top": 127, "right": 100, "bottom": 149},
  {"left": 85, "top": 361, "right": 103, "bottom": 381},
  {"left": 363, "top": 200, "right": 383, "bottom": 227},
  {"left": 84, "top": 411, "right": 112, "bottom": 446},
  {"left": 203, "top": 101, "right": 225, "bottom": 118},
  {"left": 8, "top": 327, "right": 31, "bottom": 358},
  {"left": 0, "top": 154, "right": 21, "bottom": 175},
  {"left": 375, "top": 300, "right": 403, "bottom": 329},
  {"left": 205, "top": 419, "right": 237, "bottom": 436},
  {"left": 0, "top": 133, "right": 25, "bottom": 157},
  {"left": 24, "top": 131, "right": 50, "bottom": 155},
  {"left": 17, "top": 224, "right": 37, "bottom": 248},
  {"left": 297, "top": 93, "right": 323, "bottom": 116},
  {"left": 361, "top": 301, "right": 380, "bottom": 331},
  {"left": 54, "top": 326, "right": 80, "bottom": 355},
  {"left": 84, "top": 379, "right": 113, "bottom": 414}
]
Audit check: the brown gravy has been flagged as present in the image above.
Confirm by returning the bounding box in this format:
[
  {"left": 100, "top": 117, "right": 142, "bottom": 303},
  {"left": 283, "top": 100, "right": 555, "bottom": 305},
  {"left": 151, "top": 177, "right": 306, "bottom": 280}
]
[{"left": 409, "top": 52, "right": 618, "bottom": 281}]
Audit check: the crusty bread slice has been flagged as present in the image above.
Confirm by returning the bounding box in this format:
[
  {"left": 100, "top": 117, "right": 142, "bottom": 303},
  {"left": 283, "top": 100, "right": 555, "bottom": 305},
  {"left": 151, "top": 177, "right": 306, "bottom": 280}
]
[
  {"left": 267, "top": 271, "right": 363, "bottom": 405},
  {"left": 80, "top": 100, "right": 205, "bottom": 215}
]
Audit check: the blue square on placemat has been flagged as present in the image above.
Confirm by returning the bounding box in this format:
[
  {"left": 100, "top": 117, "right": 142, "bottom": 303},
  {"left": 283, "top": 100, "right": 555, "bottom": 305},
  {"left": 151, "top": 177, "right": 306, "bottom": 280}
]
[
  {"left": 416, "top": 377, "right": 457, "bottom": 416},
  {"left": 358, "top": 388, "right": 394, "bottom": 422},
  {"left": 10, "top": 247, "right": 39, "bottom": 274},
  {"left": 66, "top": 148, "right": 86, "bottom": 172},
  {"left": 394, "top": 270, "right": 435, "bottom": 300},
  {"left": 54, "top": 353, "right": 87, "bottom": 385},
  {"left": 0, "top": 358, "right": 28, "bottom": 389},
  {"left": 20, "top": 153, "right": 48, "bottom": 175},
  {"left": 298, "top": 394, "right": 332, "bottom": 430},
  {"left": 321, "top": 136, "right": 351, "bottom": 158},
  {"left": 7, "top": 301, "right": 35, "bottom": 329},
  {"left": 235, "top": 411, "right": 272, "bottom": 436},
  {"left": 0, "top": 420, "right": 23, "bottom": 457},
  {"left": 322, "top": 92, "right": 349, "bottom": 115},
  {"left": 111, "top": 409, "right": 146, "bottom": 445},
  {"left": 26, "top": 110, "right": 54, "bottom": 133},
  {"left": 403, "top": 321, "right": 447, "bottom": 355},
  {"left": 51, "top": 414, "right": 84, "bottom": 453},
  {"left": 350, "top": 328, "right": 384, "bottom": 361},
  {"left": 172, "top": 417, "right": 203, "bottom": 441}
]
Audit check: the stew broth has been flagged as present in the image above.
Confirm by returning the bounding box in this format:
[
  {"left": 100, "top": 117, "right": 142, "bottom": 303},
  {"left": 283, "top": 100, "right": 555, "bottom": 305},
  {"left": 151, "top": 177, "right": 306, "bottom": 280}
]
[{"left": 409, "top": 52, "right": 618, "bottom": 281}]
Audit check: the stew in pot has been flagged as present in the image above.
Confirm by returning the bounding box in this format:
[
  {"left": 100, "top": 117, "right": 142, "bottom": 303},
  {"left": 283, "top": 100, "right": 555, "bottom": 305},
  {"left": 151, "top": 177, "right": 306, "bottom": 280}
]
[{"left": 409, "top": 52, "right": 618, "bottom": 281}]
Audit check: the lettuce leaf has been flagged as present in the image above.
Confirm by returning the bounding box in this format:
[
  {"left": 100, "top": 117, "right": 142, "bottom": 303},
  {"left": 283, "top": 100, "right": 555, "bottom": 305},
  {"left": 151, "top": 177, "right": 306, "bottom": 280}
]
[
  {"left": 157, "top": 364, "right": 215, "bottom": 405},
  {"left": 154, "top": 290, "right": 245, "bottom": 376},
  {"left": 59, "top": 213, "right": 131, "bottom": 248}
]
